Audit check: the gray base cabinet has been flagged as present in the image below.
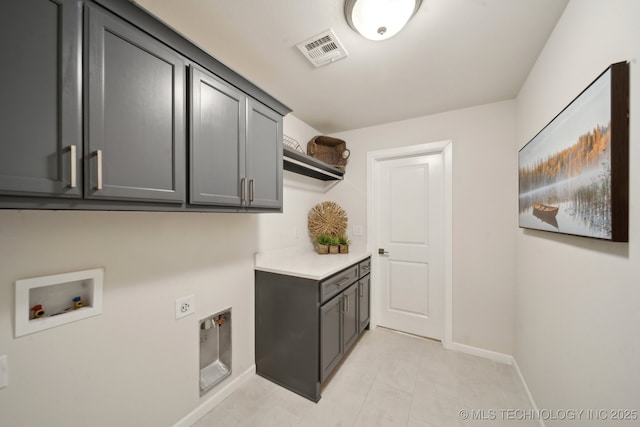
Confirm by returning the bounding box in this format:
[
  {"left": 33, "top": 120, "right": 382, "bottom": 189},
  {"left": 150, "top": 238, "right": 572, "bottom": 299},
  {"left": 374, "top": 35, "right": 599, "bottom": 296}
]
[
  {"left": 256, "top": 257, "right": 371, "bottom": 402},
  {"left": 342, "top": 283, "right": 359, "bottom": 355},
  {"left": 320, "top": 282, "right": 359, "bottom": 382},
  {"left": 255, "top": 273, "right": 321, "bottom": 401},
  {"left": 359, "top": 274, "right": 370, "bottom": 333},
  {"left": 320, "top": 293, "right": 343, "bottom": 383}
]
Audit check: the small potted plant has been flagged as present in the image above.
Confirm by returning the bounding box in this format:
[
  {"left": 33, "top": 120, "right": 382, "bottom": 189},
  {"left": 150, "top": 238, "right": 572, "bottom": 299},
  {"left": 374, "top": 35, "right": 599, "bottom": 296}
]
[
  {"left": 316, "top": 234, "right": 331, "bottom": 254},
  {"left": 329, "top": 236, "right": 340, "bottom": 254},
  {"left": 338, "top": 235, "right": 351, "bottom": 254}
]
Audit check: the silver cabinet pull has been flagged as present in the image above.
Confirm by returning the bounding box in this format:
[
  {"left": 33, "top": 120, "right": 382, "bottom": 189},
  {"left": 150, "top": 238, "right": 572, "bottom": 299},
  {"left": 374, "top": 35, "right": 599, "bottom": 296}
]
[
  {"left": 249, "top": 179, "right": 255, "bottom": 202},
  {"left": 344, "top": 294, "right": 349, "bottom": 313},
  {"left": 336, "top": 277, "right": 351, "bottom": 288},
  {"left": 359, "top": 285, "right": 364, "bottom": 298},
  {"left": 69, "top": 145, "right": 77, "bottom": 188},
  {"left": 96, "top": 149, "right": 103, "bottom": 190},
  {"left": 240, "top": 178, "right": 246, "bottom": 203}
]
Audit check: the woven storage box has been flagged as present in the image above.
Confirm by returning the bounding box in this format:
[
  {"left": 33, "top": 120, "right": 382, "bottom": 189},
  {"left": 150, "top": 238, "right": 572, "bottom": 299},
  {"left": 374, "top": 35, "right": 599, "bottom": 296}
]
[{"left": 307, "top": 136, "right": 350, "bottom": 170}]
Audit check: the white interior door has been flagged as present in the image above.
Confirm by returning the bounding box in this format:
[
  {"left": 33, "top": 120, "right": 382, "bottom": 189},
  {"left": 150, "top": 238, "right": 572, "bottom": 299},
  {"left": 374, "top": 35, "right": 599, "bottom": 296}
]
[{"left": 376, "top": 153, "right": 444, "bottom": 340}]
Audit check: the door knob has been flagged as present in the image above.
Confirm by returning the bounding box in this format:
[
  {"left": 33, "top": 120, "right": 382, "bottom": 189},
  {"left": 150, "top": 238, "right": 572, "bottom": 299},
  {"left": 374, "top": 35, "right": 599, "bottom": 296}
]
[{"left": 378, "top": 248, "right": 389, "bottom": 255}]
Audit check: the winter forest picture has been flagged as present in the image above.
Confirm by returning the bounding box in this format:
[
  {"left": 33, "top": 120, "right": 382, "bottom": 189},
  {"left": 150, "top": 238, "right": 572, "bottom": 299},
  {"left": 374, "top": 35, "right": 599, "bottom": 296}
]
[{"left": 518, "top": 62, "right": 629, "bottom": 241}]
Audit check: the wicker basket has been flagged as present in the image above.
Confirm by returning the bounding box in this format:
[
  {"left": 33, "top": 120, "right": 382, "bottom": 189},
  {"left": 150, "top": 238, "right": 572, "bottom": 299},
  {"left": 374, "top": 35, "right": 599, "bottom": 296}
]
[{"left": 307, "top": 136, "right": 350, "bottom": 170}]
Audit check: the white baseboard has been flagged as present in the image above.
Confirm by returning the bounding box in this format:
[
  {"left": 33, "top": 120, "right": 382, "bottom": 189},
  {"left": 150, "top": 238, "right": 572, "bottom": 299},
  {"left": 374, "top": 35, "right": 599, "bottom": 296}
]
[
  {"left": 173, "top": 365, "right": 256, "bottom": 427},
  {"left": 444, "top": 341, "right": 513, "bottom": 365},
  {"left": 512, "top": 358, "right": 546, "bottom": 427},
  {"left": 444, "top": 342, "right": 543, "bottom": 426}
]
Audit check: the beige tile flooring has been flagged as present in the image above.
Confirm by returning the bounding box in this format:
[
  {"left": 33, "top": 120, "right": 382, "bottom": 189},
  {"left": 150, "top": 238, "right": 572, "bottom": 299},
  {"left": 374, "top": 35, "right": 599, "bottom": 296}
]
[{"left": 193, "top": 327, "right": 536, "bottom": 427}]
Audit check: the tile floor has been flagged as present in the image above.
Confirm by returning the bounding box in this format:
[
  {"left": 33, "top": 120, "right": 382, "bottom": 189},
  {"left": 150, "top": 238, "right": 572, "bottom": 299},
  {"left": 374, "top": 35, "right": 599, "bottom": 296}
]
[{"left": 193, "top": 327, "right": 536, "bottom": 427}]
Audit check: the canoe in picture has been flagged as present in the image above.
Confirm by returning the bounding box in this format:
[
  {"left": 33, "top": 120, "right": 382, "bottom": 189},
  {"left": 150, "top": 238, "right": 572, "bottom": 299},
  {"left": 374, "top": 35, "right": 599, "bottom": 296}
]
[
  {"left": 532, "top": 202, "right": 559, "bottom": 218},
  {"left": 532, "top": 202, "right": 560, "bottom": 228}
]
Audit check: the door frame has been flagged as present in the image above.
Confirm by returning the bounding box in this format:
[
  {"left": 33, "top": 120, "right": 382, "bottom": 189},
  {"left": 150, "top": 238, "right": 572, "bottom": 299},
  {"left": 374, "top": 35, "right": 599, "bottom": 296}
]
[{"left": 366, "top": 140, "right": 453, "bottom": 347}]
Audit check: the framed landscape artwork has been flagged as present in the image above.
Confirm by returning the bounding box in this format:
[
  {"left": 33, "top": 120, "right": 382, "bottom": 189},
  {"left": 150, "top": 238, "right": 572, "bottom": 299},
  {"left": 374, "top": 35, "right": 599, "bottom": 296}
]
[{"left": 518, "top": 61, "right": 629, "bottom": 242}]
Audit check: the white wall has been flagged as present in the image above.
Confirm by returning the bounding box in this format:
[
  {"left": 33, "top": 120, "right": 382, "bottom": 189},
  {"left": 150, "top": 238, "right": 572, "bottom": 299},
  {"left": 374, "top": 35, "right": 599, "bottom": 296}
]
[
  {"left": 515, "top": 0, "right": 640, "bottom": 423},
  {"left": 0, "top": 115, "right": 329, "bottom": 427},
  {"left": 329, "top": 100, "right": 517, "bottom": 355},
  {"left": 0, "top": 211, "right": 259, "bottom": 426},
  {"left": 257, "top": 115, "right": 331, "bottom": 254}
]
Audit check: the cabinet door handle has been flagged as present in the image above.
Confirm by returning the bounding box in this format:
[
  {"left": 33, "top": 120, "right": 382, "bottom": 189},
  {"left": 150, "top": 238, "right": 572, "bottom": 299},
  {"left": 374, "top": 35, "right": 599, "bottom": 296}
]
[
  {"left": 69, "top": 145, "right": 77, "bottom": 188},
  {"left": 336, "top": 277, "right": 351, "bottom": 288},
  {"left": 249, "top": 179, "right": 255, "bottom": 202},
  {"left": 344, "top": 294, "right": 349, "bottom": 313},
  {"left": 240, "top": 178, "right": 246, "bottom": 203},
  {"left": 96, "top": 149, "right": 103, "bottom": 190},
  {"left": 359, "top": 285, "right": 363, "bottom": 298}
]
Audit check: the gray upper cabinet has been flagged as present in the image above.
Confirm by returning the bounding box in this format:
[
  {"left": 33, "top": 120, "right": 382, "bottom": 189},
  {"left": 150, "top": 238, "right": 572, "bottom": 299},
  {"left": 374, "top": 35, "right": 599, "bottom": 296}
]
[
  {"left": 85, "top": 5, "right": 186, "bottom": 203},
  {"left": 190, "top": 65, "right": 283, "bottom": 209},
  {"left": 190, "top": 66, "right": 246, "bottom": 206},
  {"left": 246, "top": 99, "right": 283, "bottom": 209},
  {"left": 0, "top": 0, "right": 287, "bottom": 212},
  {"left": 0, "top": 0, "right": 82, "bottom": 198}
]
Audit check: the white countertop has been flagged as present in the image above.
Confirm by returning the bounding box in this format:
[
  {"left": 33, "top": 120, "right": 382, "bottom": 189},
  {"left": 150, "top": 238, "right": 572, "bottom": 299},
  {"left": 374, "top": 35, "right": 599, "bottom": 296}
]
[{"left": 255, "top": 249, "right": 371, "bottom": 280}]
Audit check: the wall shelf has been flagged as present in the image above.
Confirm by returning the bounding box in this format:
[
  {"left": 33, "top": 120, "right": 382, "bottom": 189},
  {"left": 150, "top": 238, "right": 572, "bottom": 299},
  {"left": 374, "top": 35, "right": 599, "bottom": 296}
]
[{"left": 283, "top": 146, "right": 344, "bottom": 181}]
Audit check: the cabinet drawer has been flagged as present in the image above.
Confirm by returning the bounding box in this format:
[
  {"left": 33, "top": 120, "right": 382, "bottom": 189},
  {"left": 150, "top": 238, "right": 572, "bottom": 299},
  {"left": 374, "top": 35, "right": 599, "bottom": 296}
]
[
  {"left": 358, "top": 258, "right": 371, "bottom": 278},
  {"left": 320, "top": 265, "right": 358, "bottom": 303}
]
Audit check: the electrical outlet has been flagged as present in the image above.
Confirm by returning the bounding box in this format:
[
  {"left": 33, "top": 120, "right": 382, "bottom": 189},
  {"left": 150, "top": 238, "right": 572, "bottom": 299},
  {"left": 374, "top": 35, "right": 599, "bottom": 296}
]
[{"left": 175, "top": 295, "right": 195, "bottom": 319}]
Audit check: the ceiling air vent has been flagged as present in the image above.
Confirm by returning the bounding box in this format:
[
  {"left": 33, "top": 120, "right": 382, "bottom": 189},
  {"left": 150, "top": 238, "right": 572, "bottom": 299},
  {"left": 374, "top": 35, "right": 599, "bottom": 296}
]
[{"left": 296, "top": 29, "right": 348, "bottom": 68}]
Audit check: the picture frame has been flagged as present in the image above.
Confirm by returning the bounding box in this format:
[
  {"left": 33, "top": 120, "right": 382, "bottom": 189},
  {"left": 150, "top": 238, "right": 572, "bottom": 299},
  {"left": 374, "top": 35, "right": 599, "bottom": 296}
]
[{"left": 518, "top": 61, "right": 629, "bottom": 242}]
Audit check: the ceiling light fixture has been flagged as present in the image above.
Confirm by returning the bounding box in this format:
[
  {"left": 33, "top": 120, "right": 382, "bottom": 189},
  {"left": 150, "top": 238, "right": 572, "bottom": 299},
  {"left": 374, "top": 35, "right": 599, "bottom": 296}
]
[{"left": 344, "top": 0, "right": 422, "bottom": 41}]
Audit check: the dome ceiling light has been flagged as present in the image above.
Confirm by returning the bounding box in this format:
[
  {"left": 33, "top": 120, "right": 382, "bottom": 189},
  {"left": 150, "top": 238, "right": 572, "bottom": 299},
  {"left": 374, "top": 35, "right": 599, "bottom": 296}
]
[{"left": 344, "top": 0, "right": 422, "bottom": 41}]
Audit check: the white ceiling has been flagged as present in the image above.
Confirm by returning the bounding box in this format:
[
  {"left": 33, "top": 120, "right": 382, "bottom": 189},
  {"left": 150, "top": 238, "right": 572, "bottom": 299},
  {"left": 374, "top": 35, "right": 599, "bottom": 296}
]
[{"left": 136, "top": 0, "right": 569, "bottom": 134}]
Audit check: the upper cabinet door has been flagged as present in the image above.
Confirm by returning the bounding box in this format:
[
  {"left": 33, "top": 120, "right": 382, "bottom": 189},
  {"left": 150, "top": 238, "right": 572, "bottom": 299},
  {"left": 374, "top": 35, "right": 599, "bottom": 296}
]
[
  {"left": 85, "top": 5, "right": 185, "bottom": 203},
  {"left": 0, "top": 0, "right": 82, "bottom": 198},
  {"left": 190, "top": 66, "right": 246, "bottom": 206},
  {"left": 246, "top": 100, "right": 283, "bottom": 209}
]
